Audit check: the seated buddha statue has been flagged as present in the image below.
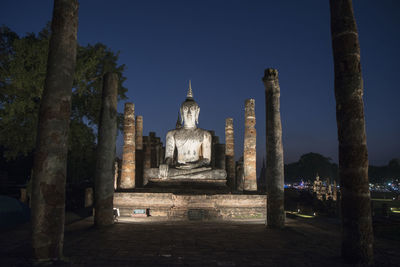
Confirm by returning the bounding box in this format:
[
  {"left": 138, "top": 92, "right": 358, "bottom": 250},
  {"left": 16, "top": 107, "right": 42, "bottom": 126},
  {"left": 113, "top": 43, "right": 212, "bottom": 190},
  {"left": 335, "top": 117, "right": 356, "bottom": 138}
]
[{"left": 143, "top": 81, "right": 226, "bottom": 183}]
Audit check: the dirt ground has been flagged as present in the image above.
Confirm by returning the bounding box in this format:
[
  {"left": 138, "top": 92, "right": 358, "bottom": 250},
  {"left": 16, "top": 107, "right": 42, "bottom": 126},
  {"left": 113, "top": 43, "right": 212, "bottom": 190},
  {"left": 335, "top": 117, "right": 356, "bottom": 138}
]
[{"left": 1, "top": 215, "right": 399, "bottom": 266}]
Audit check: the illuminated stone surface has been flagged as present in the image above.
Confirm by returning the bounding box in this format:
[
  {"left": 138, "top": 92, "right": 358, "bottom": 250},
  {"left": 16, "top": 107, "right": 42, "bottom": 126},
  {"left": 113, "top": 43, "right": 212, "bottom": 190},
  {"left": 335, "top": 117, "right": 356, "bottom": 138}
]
[
  {"left": 114, "top": 192, "right": 265, "bottom": 219},
  {"left": 120, "top": 103, "right": 136, "bottom": 189},
  {"left": 147, "top": 82, "right": 226, "bottom": 182},
  {"left": 243, "top": 99, "right": 257, "bottom": 191},
  {"left": 135, "top": 115, "right": 143, "bottom": 150}
]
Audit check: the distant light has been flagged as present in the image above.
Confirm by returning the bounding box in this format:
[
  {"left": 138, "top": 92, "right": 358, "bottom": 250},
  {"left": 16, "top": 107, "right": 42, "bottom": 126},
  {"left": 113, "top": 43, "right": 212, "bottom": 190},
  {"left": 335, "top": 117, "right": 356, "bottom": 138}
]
[
  {"left": 313, "top": 212, "right": 316, "bottom": 216},
  {"left": 297, "top": 209, "right": 300, "bottom": 213},
  {"left": 388, "top": 183, "right": 392, "bottom": 186}
]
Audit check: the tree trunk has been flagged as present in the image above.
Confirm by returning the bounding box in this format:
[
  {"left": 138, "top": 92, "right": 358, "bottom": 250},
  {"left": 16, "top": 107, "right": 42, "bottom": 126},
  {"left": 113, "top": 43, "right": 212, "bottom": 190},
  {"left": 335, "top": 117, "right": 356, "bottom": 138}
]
[
  {"left": 329, "top": 0, "right": 374, "bottom": 264},
  {"left": 94, "top": 73, "right": 119, "bottom": 226},
  {"left": 31, "top": 0, "right": 78, "bottom": 261}
]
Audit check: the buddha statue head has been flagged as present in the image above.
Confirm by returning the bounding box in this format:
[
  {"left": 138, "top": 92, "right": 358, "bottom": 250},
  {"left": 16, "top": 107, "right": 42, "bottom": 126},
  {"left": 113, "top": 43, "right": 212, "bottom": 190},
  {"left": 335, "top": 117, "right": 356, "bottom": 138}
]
[{"left": 180, "top": 80, "right": 200, "bottom": 129}]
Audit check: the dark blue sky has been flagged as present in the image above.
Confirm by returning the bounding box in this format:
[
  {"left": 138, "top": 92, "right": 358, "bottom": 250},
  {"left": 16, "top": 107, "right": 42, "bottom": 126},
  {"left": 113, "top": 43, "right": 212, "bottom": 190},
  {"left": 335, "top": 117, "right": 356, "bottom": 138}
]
[{"left": 2, "top": 0, "right": 399, "bottom": 167}]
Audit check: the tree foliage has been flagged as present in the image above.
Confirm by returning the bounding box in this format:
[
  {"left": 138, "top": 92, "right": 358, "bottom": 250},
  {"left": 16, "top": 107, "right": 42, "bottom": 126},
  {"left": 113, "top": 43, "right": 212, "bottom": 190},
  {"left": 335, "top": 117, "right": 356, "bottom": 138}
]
[
  {"left": 284, "top": 153, "right": 399, "bottom": 184},
  {"left": 0, "top": 25, "right": 127, "bottom": 183},
  {"left": 284, "top": 152, "right": 338, "bottom": 183},
  {"left": 369, "top": 158, "right": 400, "bottom": 183}
]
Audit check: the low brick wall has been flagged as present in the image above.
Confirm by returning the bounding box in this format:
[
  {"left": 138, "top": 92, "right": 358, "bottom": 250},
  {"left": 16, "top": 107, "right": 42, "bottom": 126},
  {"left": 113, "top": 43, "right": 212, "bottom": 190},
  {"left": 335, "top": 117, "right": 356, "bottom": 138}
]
[{"left": 114, "top": 192, "right": 267, "bottom": 220}]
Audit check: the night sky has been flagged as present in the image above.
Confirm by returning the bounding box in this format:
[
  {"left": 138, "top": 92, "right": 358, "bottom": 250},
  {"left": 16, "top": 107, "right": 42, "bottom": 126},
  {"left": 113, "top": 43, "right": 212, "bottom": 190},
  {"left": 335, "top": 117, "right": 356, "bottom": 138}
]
[{"left": 2, "top": 0, "right": 399, "bottom": 168}]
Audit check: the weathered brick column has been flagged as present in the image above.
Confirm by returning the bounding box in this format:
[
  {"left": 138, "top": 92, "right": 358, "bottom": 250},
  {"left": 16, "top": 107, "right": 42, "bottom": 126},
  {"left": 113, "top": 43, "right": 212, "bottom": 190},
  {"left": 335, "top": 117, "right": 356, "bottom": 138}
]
[
  {"left": 135, "top": 115, "right": 144, "bottom": 187},
  {"left": 135, "top": 116, "right": 143, "bottom": 150},
  {"left": 215, "top": 143, "right": 226, "bottom": 170},
  {"left": 119, "top": 102, "right": 135, "bottom": 189},
  {"left": 263, "top": 68, "right": 285, "bottom": 228},
  {"left": 113, "top": 160, "right": 118, "bottom": 190},
  {"left": 236, "top": 157, "right": 244, "bottom": 191},
  {"left": 243, "top": 99, "right": 257, "bottom": 191},
  {"left": 143, "top": 136, "right": 151, "bottom": 170},
  {"left": 94, "top": 72, "right": 118, "bottom": 226},
  {"left": 225, "top": 118, "right": 235, "bottom": 189}
]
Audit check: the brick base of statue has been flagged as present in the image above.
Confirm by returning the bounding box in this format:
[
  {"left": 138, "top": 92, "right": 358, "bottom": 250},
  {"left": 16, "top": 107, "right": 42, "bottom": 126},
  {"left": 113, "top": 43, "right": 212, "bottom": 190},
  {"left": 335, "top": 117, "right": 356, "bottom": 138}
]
[{"left": 114, "top": 192, "right": 266, "bottom": 220}]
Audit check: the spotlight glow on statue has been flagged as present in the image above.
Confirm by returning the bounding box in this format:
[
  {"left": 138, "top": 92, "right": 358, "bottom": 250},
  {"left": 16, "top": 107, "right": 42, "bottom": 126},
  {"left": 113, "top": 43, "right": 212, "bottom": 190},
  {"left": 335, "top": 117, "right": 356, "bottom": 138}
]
[{"left": 159, "top": 81, "right": 212, "bottom": 178}]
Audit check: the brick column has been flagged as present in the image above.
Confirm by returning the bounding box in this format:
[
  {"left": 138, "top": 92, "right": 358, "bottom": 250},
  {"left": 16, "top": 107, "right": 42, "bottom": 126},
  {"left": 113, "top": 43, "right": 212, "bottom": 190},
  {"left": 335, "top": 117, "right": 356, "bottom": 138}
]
[
  {"left": 243, "top": 99, "right": 257, "bottom": 191},
  {"left": 135, "top": 116, "right": 143, "bottom": 150},
  {"left": 135, "top": 115, "right": 143, "bottom": 187},
  {"left": 236, "top": 157, "right": 244, "bottom": 191},
  {"left": 120, "top": 102, "right": 135, "bottom": 189},
  {"left": 263, "top": 68, "right": 285, "bottom": 228},
  {"left": 214, "top": 144, "right": 226, "bottom": 170},
  {"left": 143, "top": 136, "right": 151, "bottom": 170},
  {"left": 225, "top": 118, "right": 235, "bottom": 189}
]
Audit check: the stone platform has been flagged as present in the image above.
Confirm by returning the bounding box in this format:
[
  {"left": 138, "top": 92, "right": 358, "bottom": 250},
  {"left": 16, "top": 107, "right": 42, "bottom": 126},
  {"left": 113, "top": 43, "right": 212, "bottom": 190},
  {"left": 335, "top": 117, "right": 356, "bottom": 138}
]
[{"left": 114, "top": 192, "right": 267, "bottom": 220}]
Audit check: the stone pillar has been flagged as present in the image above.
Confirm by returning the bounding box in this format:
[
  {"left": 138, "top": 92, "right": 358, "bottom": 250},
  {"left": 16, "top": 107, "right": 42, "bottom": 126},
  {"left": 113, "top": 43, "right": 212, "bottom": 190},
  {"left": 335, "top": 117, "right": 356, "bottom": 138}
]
[
  {"left": 209, "top": 131, "right": 216, "bottom": 168},
  {"left": 236, "top": 157, "right": 244, "bottom": 191},
  {"left": 215, "top": 144, "right": 226, "bottom": 170},
  {"left": 243, "top": 99, "right": 257, "bottom": 191},
  {"left": 263, "top": 68, "right": 285, "bottom": 228},
  {"left": 143, "top": 136, "right": 151, "bottom": 170},
  {"left": 154, "top": 137, "right": 161, "bottom": 168},
  {"left": 94, "top": 72, "right": 119, "bottom": 226},
  {"left": 225, "top": 118, "right": 235, "bottom": 189},
  {"left": 120, "top": 103, "right": 135, "bottom": 189},
  {"left": 143, "top": 136, "right": 151, "bottom": 186},
  {"left": 135, "top": 116, "right": 144, "bottom": 187},
  {"left": 135, "top": 116, "right": 143, "bottom": 150},
  {"left": 113, "top": 160, "right": 118, "bottom": 190}
]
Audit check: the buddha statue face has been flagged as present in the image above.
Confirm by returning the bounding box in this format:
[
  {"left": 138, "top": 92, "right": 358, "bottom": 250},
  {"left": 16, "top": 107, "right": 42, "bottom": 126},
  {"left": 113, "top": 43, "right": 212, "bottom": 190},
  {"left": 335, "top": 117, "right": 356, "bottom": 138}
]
[{"left": 180, "top": 99, "right": 199, "bottom": 129}]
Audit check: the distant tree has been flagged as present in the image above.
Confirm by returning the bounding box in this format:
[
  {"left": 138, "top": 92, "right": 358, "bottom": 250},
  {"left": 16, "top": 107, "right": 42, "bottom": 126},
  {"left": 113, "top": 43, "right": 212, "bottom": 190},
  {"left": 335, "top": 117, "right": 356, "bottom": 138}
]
[
  {"left": 0, "top": 25, "right": 127, "bottom": 183},
  {"left": 284, "top": 152, "right": 338, "bottom": 183},
  {"left": 298, "top": 152, "right": 337, "bottom": 180},
  {"left": 369, "top": 158, "right": 400, "bottom": 183},
  {"left": 388, "top": 158, "right": 400, "bottom": 169}
]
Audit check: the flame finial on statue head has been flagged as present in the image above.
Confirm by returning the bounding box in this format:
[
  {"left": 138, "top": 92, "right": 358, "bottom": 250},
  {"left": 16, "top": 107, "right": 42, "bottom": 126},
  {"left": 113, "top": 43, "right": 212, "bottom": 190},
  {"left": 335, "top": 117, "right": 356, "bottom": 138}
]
[{"left": 187, "top": 80, "right": 193, "bottom": 100}]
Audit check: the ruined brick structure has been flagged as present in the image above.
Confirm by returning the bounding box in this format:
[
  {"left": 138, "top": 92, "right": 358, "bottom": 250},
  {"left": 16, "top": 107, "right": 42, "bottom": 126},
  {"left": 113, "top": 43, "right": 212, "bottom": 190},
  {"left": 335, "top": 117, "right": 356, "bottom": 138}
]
[
  {"left": 243, "top": 99, "right": 257, "bottom": 191},
  {"left": 313, "top": 174, "right": 337, "bottom": 201},
  {"left": 225, "top": 118, "right": 235, "bottom": 189},
  {"left": 135, "top": 116, "right": 144, "bottom": 187},
  {"left": 120, "top": 103, "right": 135, "bottom": 189}
]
